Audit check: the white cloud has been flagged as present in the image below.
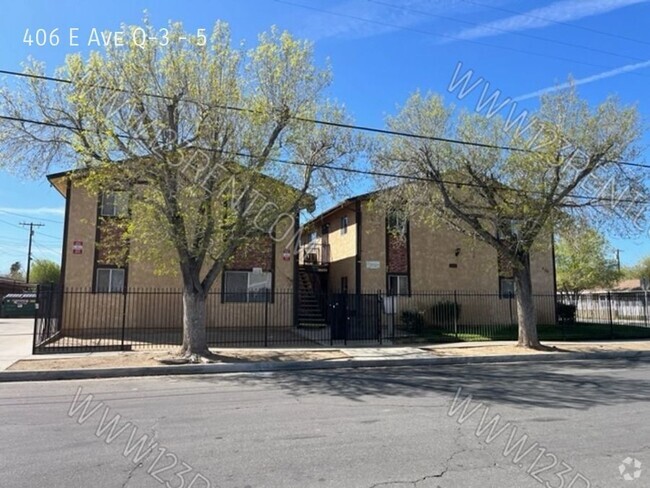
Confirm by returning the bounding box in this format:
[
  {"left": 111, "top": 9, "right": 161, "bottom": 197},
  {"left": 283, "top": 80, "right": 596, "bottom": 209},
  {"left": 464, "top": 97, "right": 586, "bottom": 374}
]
[
  {"left": 286, "top": 0, "right": 470, "bottom": 41},
  {"left": 449, "top": 0, "right": 649, "bottom": 41},
  {"left": 0, "top": 207, "right": 65, "bottom": 217},
  {"left": 513, "top": 59, "right": 650, "bottom": 102}
]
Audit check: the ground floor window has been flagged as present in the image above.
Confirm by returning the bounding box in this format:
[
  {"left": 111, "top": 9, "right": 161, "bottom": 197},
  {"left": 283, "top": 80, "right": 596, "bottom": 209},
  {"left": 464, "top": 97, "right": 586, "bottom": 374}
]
[
  {"left": 499, "top": 277, "right": 515, "bottom": 299},
  {"left": 223, "top": 270, "right": 272, "bottom": 302},
  {"left": 388, "top": 274, "right": 409, "bottom": 296},
  {"left": 95, "top": 268, "right": 125, "bottom": 293}
]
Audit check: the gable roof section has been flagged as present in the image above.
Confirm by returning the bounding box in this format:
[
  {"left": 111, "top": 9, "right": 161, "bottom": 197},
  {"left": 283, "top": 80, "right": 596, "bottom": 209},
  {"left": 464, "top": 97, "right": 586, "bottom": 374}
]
[
  {"left": 46, "top": 149, "right": 316, "bottom": 210},
  {"left": 302, "top": 189, "right": 381, "bottom": 228}
]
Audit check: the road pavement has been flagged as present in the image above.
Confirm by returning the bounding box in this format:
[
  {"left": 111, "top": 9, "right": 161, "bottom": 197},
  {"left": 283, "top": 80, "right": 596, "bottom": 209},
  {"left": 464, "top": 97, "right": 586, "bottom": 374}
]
[{"left": 1, "top": 358, "right": 649, "bottom": 487}]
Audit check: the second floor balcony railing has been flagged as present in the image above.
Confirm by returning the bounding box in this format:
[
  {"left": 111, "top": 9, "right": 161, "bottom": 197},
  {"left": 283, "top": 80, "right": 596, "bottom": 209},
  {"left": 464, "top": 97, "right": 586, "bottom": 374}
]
[{"left": 299, "top": 242, "right": 330, "bottom": 266}]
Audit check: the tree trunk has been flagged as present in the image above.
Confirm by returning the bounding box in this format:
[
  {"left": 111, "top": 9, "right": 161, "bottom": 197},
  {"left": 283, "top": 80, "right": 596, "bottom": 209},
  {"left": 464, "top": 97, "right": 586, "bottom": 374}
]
[
  {"left": 514, "top": 263, "right": 541, "bottom": 348},
  {"left": 180, "top": 287, "right": 209, "bottom": 357}
]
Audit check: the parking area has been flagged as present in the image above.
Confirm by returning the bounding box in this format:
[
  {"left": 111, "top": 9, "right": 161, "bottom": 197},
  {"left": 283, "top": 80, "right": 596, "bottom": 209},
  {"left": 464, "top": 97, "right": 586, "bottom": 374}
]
[{"left": 0, "top": 318, "right": 33, "bottom": 370}]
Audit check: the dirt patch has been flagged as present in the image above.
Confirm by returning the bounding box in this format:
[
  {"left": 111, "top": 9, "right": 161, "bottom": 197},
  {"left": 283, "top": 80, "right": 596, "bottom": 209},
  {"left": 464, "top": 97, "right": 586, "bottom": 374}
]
[
  {"left": 423, "top": 342, "right": 650, "bottom": 357},
  {"left": 7, "top": 348, "right": 351, "bottom": 371},
  {"left": 214, "top": 349, "right": 350, "bottom": 362},
  {"left": 7, "top": 353, "right": 165, "bottom": 371},
  {"left": 7, "top": 342, "right": 650, "bottom": 371}
]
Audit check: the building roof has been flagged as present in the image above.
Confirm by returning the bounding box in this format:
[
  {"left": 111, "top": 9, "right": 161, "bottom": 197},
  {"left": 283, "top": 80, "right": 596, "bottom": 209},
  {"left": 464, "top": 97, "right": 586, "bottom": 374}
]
[
  {"left": 302, "top": 189, "right": 381, "bottom": 228},
  {"left": 46, "top": 150, "right": 316, "bottom": 210}
]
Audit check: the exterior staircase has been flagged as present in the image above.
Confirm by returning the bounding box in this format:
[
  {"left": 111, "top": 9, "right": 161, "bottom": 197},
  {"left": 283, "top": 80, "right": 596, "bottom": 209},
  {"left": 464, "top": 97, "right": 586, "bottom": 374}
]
[{"left": 298, "top": 269, "right": 327, "bottom": 328}]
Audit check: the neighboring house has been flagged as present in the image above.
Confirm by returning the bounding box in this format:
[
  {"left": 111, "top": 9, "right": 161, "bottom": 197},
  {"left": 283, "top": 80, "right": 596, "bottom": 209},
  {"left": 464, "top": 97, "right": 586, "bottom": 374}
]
[
  {"left": 572, "top": 279, "right": 650, "bottom": 324},
  {"left": 298, "top": 192, "right": 557, "bottom": 326},
  {"left": 46, "top": 169, "right": 301, "bottom": 332}
]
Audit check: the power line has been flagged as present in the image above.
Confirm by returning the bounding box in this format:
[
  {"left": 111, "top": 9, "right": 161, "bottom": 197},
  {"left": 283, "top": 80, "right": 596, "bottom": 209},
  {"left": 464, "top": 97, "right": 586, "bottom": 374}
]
[
  {"left": 0, "top": 209, "right": 63, "bottom": 224},
  {"left": 0, "top": 217, "right": 25, "bottom": 230},
  {"left": 0, "top": 100, "right": 647, "bottom": 171},
  {"left": 19, "top": 222, "right": 44, "bottom": 282},
  {"left": 369, "top": 0, "right": 648, "bottom": 64},
  {"left": 273, "top": 0, "right": 650, "bottom": 78},
  {"left": 0, "top": 69, "right": 536, "bottom": 152},
  {"left": 0, "top": 111, "right": 648, "bottom": 206},
  {"left": 195, "top": 145, "right": 650, "bottom": 207},
  {"left": 0, "top": 215, "right": 61, "bottom": 239},
  {"left": 457, "top": 0, "right": 650, "bottom": 48}
]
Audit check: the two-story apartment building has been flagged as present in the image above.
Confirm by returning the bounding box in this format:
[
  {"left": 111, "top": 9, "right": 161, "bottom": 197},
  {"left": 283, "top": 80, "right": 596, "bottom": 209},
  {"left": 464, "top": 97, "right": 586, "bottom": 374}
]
[
  {"left": 299, "top": 191, "right": 557, "bottom": 326},
  {"left": 46, "top": 169, "right": 301, "bottom": 339}
]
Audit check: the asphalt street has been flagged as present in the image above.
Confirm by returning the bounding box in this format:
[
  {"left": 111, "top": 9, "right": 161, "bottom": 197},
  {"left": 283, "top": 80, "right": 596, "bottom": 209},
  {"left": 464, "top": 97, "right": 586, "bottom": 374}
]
[{"left": 1, "top": 358, "right": 650, "bottom": 487}]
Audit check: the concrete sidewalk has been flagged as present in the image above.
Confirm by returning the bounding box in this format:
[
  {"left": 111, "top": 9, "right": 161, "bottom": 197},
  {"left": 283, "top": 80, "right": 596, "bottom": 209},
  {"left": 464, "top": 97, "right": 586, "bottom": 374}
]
[{"left": 0, "top": 318, "right": 33, "bottom": 370}]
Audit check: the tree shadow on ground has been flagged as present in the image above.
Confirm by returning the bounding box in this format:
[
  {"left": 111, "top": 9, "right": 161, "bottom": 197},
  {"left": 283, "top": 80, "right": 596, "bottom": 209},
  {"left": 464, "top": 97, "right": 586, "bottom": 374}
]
[{"left": 199, "top": 357, "right": 650, "bottom": 410}]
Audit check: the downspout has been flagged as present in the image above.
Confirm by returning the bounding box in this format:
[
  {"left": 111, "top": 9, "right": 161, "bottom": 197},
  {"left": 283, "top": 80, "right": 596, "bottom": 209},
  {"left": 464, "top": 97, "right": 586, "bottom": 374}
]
[{"left": 355, "top": 200, "right": 362, "bottom": 296}]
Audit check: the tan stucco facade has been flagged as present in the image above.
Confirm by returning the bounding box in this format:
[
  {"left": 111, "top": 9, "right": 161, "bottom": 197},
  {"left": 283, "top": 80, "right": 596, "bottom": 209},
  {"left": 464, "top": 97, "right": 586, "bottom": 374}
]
[
  {"left": 305, "top": 197, "right": 557, "bottom": 324},
  {"left": 51, "top": 176, "right": 297, "bottom": 332}
]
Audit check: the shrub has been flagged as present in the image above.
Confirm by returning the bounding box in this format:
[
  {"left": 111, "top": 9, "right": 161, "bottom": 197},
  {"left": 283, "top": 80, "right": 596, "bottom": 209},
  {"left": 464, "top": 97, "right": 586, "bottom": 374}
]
[
  {"left": 431, "top": 301, "right": 461, "bottom": 326},
  {"left": 557, "top": 302, "right": 577, "bottom": 324},
  {"left": 401, "top": 310, "right": 426, "bottom": 332}
]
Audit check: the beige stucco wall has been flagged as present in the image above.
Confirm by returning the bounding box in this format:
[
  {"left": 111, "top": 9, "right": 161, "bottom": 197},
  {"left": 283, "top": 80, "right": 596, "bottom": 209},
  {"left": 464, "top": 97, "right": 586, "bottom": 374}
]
[
  {"left": 62, "top": 183, "right": 98, "bottom": 289},
  {"left": 357, "top": 200, "right": 556, "bottom": 325},
  {"left": 59, "top": 181, "right": 296, "bottom": 332},
  {"left": 315, "top": 205, "right": 358, "bottom": 293}
]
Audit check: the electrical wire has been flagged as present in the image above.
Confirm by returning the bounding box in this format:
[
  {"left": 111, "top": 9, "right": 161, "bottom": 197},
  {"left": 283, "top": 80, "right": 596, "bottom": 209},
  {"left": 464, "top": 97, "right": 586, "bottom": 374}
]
[{"left": 273, "top": 0, "right": 650, "bottom": 78}]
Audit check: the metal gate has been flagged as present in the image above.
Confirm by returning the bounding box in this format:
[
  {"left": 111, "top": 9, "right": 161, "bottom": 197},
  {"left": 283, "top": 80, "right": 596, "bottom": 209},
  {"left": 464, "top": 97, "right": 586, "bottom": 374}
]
[
  {"left": 328, "top": 293, "right": 382, "bottom": 342},
  {"left": 33, "top": 284, "right": 62, "bottom": 353}
]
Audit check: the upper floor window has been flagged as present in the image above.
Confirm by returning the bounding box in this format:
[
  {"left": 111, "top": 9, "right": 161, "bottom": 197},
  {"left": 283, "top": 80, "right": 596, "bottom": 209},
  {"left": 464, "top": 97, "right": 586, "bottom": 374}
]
[
  {"left": 340, "top": 216, "right": 349, "bottom": 235},
  {"left": 387, "top": 211, "right": 407, "bottom": 235},
  {"left": 100, "top": 191, "right": 129, "bottom": 217}
]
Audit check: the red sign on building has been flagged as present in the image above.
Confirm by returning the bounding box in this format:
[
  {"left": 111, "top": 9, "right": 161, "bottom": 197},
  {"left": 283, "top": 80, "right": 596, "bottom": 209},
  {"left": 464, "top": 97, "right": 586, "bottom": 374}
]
[{"left": 72, "top": 240, "right": 83, "bottom": 254}]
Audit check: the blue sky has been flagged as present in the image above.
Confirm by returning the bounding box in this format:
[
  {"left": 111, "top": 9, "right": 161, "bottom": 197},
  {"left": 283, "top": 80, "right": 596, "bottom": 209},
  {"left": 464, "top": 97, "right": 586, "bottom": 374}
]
[{"left": 0, "top": 0, "right": 649, "bottom": 274}]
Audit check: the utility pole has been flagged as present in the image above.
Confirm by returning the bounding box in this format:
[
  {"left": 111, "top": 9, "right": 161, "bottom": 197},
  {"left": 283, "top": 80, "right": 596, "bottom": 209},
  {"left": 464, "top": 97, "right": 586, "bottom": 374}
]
[
  {"left": 20, "top": 222, "right": 44, "bottom": 283},
  {"left": 615, "top": 249, "right": 622, "bottom": 273}
]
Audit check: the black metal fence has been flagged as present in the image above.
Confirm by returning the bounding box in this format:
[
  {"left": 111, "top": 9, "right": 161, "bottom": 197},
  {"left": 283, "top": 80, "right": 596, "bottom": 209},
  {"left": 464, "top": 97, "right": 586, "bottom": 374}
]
[{"left": 32, "top": 287, "right": 650, "bottom": 353}]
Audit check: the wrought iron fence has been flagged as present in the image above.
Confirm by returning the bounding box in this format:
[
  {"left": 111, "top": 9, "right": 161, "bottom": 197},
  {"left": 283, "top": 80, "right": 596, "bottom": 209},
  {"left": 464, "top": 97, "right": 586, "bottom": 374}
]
[{"left": 32, "top": 287, "right": 650, "bottom": 354}]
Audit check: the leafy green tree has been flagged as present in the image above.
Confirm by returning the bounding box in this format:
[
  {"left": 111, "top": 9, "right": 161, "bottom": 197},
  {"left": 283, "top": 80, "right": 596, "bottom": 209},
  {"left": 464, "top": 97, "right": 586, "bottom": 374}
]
[
  {"left": 0, "top": 20, "right": 360, "bottom": 358},
  {"left": 29, "top": 259, "right": 61, "bottom": 284},
  {"left": 622, "top": 256, "right": 650, "bottom": 281},
  {"left": 373, "top": 89, "right": 644, "bottom": 349},
  {"left": 556, "top": 226, "right": 620, "bottom": 300},
  {"left": 8, "top": 261, "right": 23, "bottom": 280}
]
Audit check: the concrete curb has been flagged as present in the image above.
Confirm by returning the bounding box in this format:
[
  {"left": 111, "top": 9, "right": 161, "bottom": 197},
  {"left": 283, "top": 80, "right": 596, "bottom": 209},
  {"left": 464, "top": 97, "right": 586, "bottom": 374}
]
[{"left": 2, "top": 349, "right": 650, "bottom": 383}]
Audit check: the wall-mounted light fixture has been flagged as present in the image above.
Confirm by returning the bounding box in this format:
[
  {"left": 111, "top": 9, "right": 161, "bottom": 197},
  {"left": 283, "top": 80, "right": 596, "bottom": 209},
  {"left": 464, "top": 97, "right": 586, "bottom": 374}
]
[{"left": 454, "top": 248, "right": 461, "bottom": 257}]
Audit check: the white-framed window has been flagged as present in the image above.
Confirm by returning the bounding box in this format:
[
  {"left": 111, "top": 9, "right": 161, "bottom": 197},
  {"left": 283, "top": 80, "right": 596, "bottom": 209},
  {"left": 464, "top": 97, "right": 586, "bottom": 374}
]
[
  {"left": 388, "top": 274, "right": 409, "bottom": 296},
  {"left": 95, "top": 268, "right": 125, "bottom": 293},
  {"left": 223, "top": 270, "right": 272, "bottom": 303},
  {"left": 387, "top": 211, "right": 407, "bottom": 235},
  {"left": 100, "top": 191, "right": 129, "bottom": 217},
  {"left": 499, "top": 277, "right": 515, "bottom": 299},
  {"left": 340, "top": 215, "right": 348, "bottom": 235}
]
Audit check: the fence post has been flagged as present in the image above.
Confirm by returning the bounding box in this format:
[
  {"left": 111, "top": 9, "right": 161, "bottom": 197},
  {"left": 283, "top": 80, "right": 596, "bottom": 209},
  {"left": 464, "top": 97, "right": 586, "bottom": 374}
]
[
  {"left": 377, "top": 290, "right": 383, "bottom": 345},
  {"left": 508, "top": 293, "right": 514, "bottom": 326},
  {"left": 32, "top": 284, "right": 41, "bottom": 354},
  {"left": 264, "top": 288, "right": 269, "bottom": 347},
  {"left": 607, "top": 291, "right": 614, "bottom": 339},
  {"left": 553, "top": 295, "right": 560, "bottom": 341},
  {"left": 454, "top": 290, "right": 459, "bottom": 339},
  {"left": 120, "top": 288, "right": 128, "bottom": 351}
]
